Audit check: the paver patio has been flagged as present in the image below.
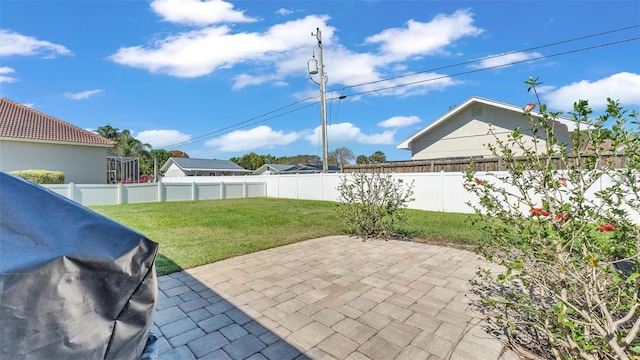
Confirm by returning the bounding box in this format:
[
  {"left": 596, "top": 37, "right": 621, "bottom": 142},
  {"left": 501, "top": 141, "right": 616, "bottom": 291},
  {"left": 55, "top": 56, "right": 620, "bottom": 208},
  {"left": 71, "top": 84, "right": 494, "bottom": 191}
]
[{"left": 152, "top": 235, "right": 521, "bottom": 360}]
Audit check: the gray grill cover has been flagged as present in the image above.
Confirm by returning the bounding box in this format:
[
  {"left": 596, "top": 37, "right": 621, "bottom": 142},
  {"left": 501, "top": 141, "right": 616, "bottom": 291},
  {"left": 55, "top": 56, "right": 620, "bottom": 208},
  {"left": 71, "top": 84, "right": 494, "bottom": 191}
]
[{"left": 0, "top": 172, "right": 159, "bottom": 359}]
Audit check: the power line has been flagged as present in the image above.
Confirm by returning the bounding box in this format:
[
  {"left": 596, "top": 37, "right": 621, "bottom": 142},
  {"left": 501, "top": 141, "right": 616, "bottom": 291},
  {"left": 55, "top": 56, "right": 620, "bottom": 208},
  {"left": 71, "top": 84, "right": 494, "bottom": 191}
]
[
  {"left": 338, "top": 37, "right": 639, "bottom": 99},
  {"left": 162, "top": 95, "right": 318, "bottom": 149},
  {"left": 332, "top": 25, "right": 639, "bottom": 93},
  {"left": 164, "top": 27, "right": 639, "bottom": 150}
]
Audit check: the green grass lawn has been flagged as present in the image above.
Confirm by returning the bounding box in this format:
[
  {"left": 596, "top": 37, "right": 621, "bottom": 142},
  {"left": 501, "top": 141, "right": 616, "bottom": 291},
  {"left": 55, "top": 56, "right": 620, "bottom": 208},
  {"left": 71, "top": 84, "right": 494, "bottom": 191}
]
[{"left": 90, "top": 198, "right": 486, "bottom": 275}]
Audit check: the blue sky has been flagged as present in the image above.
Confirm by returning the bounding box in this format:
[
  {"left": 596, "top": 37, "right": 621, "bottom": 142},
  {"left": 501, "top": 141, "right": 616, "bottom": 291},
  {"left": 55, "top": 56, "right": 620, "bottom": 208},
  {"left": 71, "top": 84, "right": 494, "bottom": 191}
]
[{"left": 1, "top": 1, "right": 639, "bottom": 161}]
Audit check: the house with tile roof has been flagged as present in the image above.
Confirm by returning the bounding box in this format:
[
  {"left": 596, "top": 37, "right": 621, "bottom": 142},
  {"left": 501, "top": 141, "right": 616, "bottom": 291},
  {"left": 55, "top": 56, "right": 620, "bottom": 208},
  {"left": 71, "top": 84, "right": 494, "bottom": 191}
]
[
  {"left": 0, "top": 97, "right": 115, "bottom": 183},
  {"left": 160, "top": 157, "right": 252, "bottom": 177},
  {"left": 397, "top": 96, "right": 587, "bottom": 160}
]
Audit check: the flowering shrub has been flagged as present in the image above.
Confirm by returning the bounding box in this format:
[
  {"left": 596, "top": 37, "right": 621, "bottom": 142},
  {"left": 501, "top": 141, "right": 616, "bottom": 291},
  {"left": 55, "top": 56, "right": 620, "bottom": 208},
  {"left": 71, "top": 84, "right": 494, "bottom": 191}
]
[
  {"left": 336, "top": 172, "right": 414, "bottom": 239},
  {"left": 465, "top": 77, "right": 640, "bottom": 359}
]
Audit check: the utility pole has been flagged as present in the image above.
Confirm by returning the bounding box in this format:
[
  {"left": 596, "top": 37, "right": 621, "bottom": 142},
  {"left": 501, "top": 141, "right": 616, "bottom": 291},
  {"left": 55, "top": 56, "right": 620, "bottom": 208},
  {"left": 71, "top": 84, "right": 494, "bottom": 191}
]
[{"left": 310, "top": 28, "right": 328, "bottom": 173}]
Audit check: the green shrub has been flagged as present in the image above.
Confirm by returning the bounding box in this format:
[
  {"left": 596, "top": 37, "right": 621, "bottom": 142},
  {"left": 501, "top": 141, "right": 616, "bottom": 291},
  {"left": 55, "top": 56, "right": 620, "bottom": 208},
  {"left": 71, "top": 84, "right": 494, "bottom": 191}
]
[
  {"left": 336, "top": 172, "right": 414, "bottom": 239},
  {"left": 465, "top": 77, "right": 640, "bottom": 359},
  {"left": 10, "top": 170, "right": 65, "bottom": 184}
]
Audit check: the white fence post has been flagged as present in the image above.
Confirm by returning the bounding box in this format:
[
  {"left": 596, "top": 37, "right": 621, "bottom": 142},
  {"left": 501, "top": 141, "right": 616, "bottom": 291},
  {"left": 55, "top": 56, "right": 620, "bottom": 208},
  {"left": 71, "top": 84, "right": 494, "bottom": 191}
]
[
  {"left": 440, "top": 170, "right": 445, "bottom": 212},
  {"left": 68, "top": 182, "right": 74, "bottom": 202},
  {"left": 243, "top": 181, "right": 247, "bottom": 198},
  {"left": 157, "top": 181, "right": 163, "bottom": 203},
  {"left": 117, "top": 183, "right": 123, "bottom": 205},
  {"left": 191, "top": 181, "right": 196, "bottom": 201}
]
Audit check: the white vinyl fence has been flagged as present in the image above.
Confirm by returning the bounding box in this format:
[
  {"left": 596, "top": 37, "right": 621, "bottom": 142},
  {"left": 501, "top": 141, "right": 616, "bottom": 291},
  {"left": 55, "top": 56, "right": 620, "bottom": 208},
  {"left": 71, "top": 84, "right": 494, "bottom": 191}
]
[
  {"left": 43, "top": 180, "right": 266, "bottom": 206},
  {"left": 42, "top": 172, "right": 639, "bottom": 223}
]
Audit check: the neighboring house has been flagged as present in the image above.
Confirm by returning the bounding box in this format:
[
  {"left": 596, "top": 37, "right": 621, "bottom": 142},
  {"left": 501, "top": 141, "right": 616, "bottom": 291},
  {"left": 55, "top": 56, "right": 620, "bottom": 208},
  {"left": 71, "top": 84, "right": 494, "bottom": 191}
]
[
  {"left": 0, "top": 97, "right": 115, "bottom": 184},
  {"left": 253, "top": 164, "right": 296, "bottom": 175},
  {"left": 397, "top": 96, "right": 584, "bottom": 160},
  {"left": 161, "top": 157, "right": 252, "bottom": 176},
  {"left": 253, "top": 163, "right": 341, "bottom": 175},
  {"left": 285, "top": 164, "right": 341, "bottom": 174}
]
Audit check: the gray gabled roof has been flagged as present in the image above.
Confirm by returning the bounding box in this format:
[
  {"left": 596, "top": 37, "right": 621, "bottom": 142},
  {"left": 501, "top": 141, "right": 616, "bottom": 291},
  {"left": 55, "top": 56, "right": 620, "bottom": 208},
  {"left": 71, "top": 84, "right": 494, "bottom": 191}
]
[
  {"left": 160, "top": 157, "right": 251, "bottom": 172},
  {"left": 253, "top": 164, "right": 296, "bottom": 174},
  {"left": 397, "top": 96, "right": 585, "bottom": 150}
]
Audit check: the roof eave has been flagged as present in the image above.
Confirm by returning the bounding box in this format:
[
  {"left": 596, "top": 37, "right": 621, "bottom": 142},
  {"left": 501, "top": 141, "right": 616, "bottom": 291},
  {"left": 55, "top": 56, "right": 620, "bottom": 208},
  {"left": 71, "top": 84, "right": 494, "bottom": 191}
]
[{"left": 0, "top": 137, "right": 115, "bottom": 148}]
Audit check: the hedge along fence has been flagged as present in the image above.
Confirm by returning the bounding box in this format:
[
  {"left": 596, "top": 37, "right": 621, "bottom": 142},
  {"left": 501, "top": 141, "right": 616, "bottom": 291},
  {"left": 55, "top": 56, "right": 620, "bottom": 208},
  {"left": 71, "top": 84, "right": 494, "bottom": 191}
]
[{"left": 10, "top": 170, "right": 65, "bottom": 184}]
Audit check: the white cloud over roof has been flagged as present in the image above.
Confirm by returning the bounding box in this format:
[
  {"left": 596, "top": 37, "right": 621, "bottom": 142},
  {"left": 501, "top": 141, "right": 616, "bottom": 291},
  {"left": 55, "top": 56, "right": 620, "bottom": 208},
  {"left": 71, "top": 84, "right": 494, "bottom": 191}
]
[
  {"left": 0, "top": 30, "right": 71, "bottom": 58},
  {"left": 306, "top": 122, "right": 396, "bottom": 146},
  {"left": 64, "top": 89, "right": 103, "bottom": 100},
  {"left": 541, "top": 72, "right": 640, "bottom": 111},
  {"left": 205, "top": 125, "right": 299, "bottom": 151},
  {"left": 137, "top": 129, "right": 192, "bottom": 148}
]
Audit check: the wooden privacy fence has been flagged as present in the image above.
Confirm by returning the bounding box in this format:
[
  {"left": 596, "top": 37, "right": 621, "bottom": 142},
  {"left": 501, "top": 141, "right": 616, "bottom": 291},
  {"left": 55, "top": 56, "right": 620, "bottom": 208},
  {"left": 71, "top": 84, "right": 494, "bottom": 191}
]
[{"left": 343, "top": 153, "right": 631, "bottom": 174}]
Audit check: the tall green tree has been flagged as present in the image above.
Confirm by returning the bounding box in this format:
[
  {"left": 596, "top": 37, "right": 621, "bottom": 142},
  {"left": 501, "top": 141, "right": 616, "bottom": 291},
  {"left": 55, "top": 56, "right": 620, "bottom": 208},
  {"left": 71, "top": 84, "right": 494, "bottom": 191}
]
[
  {"left": 369, "top": 151, "right": 386, "bottom": 163},
  {"left": 356, "top": 155, "right": 370, "bottom": 164},
  {"left": 151, "top": 149, "right": 172, "bottom": 170},
  {"left": 97, "top": 124, "right": 119, "bottom": 141},
  {"left": 99, "top": 125, "right": 152, "bottom": 174}
]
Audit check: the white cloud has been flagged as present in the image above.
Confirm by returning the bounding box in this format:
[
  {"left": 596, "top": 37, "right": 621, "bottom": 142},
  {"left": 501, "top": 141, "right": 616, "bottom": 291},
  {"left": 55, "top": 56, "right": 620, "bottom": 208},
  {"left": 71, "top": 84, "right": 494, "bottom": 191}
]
[
  {"left": 64, "top": 89, "right": 103, "bottom": 100},
  {"left": 378, "top": 116, "right": 420, "bottom": 128},
  {"left": 276, "top": 8, "right": 293, "bottom": 16},
  {"left": 136, "top": 129, "right": 191, "bottom": 148},
  {"left": 365, "top": 10, "right": 483, "bottom": 60},
  {"left": 110, "top": 15, "right": 332, "bottom": 78},
  {"left": 306, "top": 122, "right": 396, "bottom": 146},
  {"left": 0, "top": 66, "right": 17, "bottom": 83},
  {"left": 541, "top": 72, "right": 640, "bottom": 111},
  {"left": 0, "top": 30, "right": 71, "bottom": 58},
  {"left": 469, "top": 51, "right": 542, "bottom": 69},
  {"left": 150, "top": 0, "right": 256, "bottom": 26},
  {"left": 110, "top": 5, "right": 481, "bottom": 99},
  {"left": 23, "top": 103, "right": 34, "bottom": 108},
  {"left": 205, "top": 125, "right": 299, "bottom": 151}
]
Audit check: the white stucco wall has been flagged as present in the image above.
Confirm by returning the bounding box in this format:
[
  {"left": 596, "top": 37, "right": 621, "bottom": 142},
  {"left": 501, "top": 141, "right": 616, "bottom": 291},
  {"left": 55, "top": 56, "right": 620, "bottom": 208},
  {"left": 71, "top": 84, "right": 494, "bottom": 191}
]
[
  {"left": 0, "top": 140, "right": 110, "bottom": 184},
  {"left": 410, "top": 105, "right": 573, "bottom": 160}
]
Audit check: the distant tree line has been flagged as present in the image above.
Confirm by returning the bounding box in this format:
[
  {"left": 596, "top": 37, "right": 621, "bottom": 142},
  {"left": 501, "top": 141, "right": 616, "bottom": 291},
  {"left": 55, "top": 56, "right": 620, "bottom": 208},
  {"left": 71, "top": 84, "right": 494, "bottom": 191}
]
[{"left": 229, "top": 147, "right": 387, "bottom": 171}]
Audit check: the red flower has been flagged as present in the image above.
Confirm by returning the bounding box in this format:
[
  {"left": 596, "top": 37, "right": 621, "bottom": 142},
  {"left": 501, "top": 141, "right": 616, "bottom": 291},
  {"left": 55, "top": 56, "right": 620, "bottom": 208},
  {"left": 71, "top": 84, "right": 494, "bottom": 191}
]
[
  {"left": 463, "top": 183, "right": 469, "bottom": 190},
  {"left": 556, "top": 212, "right": 570, "bottom": 223},
  {"left": 598, "top": 223, "right": 615, "bottom": 232},
  {"left": 474, "top": 178, "right": 485, "bottom": 186},
  {"left": 558, "top": 177, "right": 567, "bottom": 186},
  {"left": 524, "top": 103, "right": 536, "bottom": 111},
  {"left": 530, "top": 207, "right": 549, "bottom": 217}
]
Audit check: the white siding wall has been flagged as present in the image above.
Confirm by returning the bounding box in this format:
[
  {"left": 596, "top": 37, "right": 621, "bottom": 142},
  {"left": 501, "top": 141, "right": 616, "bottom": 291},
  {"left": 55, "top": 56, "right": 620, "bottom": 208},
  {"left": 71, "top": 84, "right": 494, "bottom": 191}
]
[
  {"left": 163, "top": 163, "right": 186, "bottom": 177},
  {"left": 410, "top": 106, "right": 573, "bottom": 160},
  {"left": 0, "top": 140, "right": 109, "bottom": 184}
]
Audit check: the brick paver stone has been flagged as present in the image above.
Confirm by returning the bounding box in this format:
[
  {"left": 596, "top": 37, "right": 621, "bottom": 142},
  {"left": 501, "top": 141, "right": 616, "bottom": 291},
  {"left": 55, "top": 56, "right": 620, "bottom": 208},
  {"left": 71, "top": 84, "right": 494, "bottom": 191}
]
[
  {"left": 317, "top": 332, "right": 359, "bottom": 359},
  {"left": 187, "top": 331, "right": 229, "bottom": 358},
  {"left": 158, "top": 345, "right": 196, "bottom": 360},
  {"left": 222, "top": 334, "right": 266, "bottom": 360},
  {"left": 155, "top": 306, "right": 187, "bottom": 326},
  {"left": 261, "top": 339, "right": 303, "bottom": 360},
  {"left": 152, "top": 236, "right": 514, "bottom": 360},
  {"left": 285, "top": 322, "right": 334, "bottom": 351},
  {"left": 332, "top": 318, "right": 376, "bottom": 345},
  {"left": 358, "top": 335, "right": 402, "bottom": 360}
]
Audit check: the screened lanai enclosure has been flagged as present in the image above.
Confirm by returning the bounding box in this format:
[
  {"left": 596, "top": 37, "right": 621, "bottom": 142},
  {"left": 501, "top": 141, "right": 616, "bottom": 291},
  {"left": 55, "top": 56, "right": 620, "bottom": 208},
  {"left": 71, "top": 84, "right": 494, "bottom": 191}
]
[{"left": 107, "top": 153, "right": 140, "bottom": 183}]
